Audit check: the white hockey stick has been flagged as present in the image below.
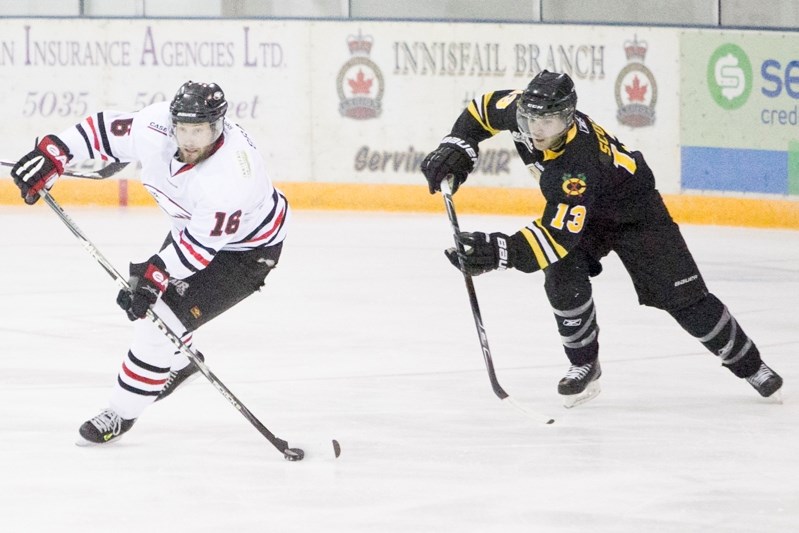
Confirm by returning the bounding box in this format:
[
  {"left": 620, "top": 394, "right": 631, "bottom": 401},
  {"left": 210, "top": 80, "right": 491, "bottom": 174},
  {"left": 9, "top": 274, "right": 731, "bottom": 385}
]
[
  {"left": 441, "top": 179, "right": 555, "bottom": 425},
  {"left": 0, "top": 158, "right": 129, "bottom": 179}
]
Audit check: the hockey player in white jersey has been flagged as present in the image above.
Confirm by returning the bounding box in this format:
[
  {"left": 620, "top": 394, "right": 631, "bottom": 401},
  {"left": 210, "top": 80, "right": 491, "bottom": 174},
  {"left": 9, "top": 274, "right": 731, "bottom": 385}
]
[{"left": 11, "top": 81, "right": 290, "bottom": 445}]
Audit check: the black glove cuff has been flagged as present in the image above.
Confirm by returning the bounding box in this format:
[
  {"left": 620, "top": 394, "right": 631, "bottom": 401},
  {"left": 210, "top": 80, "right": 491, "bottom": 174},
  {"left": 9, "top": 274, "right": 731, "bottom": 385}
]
[
  {"left": 492, "top": 233, "right": 511, "bottom": 270},
  {"left": 439, "top": 135, "right": 478, "bottom": 169},
  {"left": 130, "top": 254, "right": 167, "bottom": 277}
]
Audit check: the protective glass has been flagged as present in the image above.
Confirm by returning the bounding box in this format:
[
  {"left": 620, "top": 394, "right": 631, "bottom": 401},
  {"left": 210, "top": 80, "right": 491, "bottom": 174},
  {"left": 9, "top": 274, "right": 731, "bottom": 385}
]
[
  {"left": 171, "top": 118, "right": 223, "bottom": 149},
  {"left": 516, "top": 108, "right": 570, "bottom": 141}
]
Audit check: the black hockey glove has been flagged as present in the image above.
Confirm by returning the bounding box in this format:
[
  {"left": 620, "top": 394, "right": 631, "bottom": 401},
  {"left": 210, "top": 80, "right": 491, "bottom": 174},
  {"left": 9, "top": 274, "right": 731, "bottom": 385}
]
[
  {"left": 11, "top": 135, "right": 71, "bottom": 205},
  {"left": 116, "top": 255, "right": 170, "bottom": 321},
  {"left": 445, "top": 231, "right": 511, "bottom": 276},
  {"left": 421, "top": 136, "right": 478, "bottom": 194}
]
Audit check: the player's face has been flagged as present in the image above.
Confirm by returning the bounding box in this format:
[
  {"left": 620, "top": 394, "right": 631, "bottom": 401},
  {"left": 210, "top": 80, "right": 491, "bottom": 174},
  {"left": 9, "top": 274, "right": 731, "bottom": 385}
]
[
  {"left": 519, "top": 114, "right": 569, "bottom": 151},
  {"left": 174, "top": 122, "right": 216, "bottom": 164}
]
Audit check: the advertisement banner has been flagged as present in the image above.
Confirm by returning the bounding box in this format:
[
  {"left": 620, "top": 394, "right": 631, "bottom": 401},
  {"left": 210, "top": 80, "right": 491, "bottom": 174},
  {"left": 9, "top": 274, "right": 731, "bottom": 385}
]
[
  {"left": 314, "top": 22, "right": 680, "bottom": 191},
  {"left": 0, "top": 19, "right": 312, "bottom": 184},
  {"left": 0, "top": 19, "right": 681, "bottom": 192},
  {"left": 681, "top": 30, "right": 799, "bottom": 195}
]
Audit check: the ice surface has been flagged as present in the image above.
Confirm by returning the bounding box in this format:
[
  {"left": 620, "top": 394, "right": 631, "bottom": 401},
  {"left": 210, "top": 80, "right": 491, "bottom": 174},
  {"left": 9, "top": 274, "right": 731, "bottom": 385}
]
[{"left": 1, "top": 206, "right": 797, "bottom": 532}]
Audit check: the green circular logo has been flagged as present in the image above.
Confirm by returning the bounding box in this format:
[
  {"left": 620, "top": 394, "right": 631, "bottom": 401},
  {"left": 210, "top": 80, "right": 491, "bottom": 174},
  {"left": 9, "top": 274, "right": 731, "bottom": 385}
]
[{"left": 707, "top": 44, "right": 752, "bottom": 109}]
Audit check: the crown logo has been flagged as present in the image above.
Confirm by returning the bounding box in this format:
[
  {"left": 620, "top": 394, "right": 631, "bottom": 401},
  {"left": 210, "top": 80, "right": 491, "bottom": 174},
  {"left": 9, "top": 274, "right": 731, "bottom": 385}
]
[
  {"left": 615, "top": 34, "right": 657, "bottom": 127},
  {"left": 347, "top": 31, "right": 373, "bottom": 56},
  {"left": 624, "top": 35, "right": 648, "bottom": 62},
  {"left": 337, "top": 29, "right": 384, "bottom": 120}
]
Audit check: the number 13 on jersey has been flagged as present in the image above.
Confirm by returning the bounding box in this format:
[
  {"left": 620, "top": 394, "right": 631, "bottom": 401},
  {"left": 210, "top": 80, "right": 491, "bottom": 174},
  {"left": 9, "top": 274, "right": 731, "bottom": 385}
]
[{"left": 551, "top": 203, "right": 586, "bottom": 233}]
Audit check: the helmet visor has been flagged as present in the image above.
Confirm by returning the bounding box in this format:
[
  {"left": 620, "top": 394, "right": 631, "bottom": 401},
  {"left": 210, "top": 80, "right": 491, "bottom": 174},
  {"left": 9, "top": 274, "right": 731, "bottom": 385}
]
[
  {"left": 517, "top": 107, "right": 571, "bottom": 141},
  {"left": 171, "top": 117, "right": 224, "bottom": 149}
]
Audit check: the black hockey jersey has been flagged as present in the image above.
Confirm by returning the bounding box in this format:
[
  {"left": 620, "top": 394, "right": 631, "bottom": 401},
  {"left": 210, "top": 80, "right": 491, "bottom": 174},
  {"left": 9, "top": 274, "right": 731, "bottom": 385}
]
[{"left": 449, "top": 89, "right": 658, "bottom": 273}]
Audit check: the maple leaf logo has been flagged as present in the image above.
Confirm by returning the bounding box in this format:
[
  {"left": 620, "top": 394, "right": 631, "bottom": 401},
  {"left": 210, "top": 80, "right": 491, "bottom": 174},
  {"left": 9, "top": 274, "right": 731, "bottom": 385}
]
[
  {"left": 625, "top": 75, "right": 648, "bottom": 102},
  {"left": 348, "top": 69, "right": 373, "bottom": 95}
]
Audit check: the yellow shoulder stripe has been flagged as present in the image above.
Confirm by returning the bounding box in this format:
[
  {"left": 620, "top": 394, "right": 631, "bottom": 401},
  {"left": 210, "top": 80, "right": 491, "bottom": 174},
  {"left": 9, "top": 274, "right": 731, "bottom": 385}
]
[{"left": 466, "top": 92, "right": 500, "bottom": 136}]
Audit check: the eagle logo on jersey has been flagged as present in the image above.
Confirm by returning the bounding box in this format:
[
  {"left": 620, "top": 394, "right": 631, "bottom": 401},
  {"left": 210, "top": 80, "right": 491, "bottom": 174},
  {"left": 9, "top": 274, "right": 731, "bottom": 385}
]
[{"left": 561, "top": 173, "right": 587, "bottom": 197}]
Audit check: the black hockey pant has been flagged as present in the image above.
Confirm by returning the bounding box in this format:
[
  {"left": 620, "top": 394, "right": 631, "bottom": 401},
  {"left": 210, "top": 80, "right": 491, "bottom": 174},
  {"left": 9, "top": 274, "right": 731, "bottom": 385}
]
[
  {"left": 543, "top": 210, "right": 762, "bottom": 376},
  {"left": 161, "top": 240, "right": 283, "bottom": 332}
]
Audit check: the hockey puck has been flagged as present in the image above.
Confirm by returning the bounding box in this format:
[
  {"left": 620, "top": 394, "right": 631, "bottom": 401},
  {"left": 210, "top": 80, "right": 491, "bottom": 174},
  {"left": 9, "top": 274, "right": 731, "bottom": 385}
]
[
  {"left": 284, "top": 447, "right": 305, "bottom": 461},
  {"left": 546, "top": 419, "right": 555, "bottom": 425},
  {"left": 332, "top": 439, "right": 341, "bottom": 458}
]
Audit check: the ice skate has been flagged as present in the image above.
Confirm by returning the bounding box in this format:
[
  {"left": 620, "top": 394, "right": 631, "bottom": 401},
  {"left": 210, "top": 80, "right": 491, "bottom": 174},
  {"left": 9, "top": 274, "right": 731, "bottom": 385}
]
[
  {"left": 76, "top": 408, "right": 136, "bottom": 446},
  {"left": 745, "top": 362, "right": 783, "bottom": 400},
  {"left": 558, "top": 360, "right": 601, "bottom": 408},
  {"left": 155, "top": 352, "right": 204, "bottom": 402}
]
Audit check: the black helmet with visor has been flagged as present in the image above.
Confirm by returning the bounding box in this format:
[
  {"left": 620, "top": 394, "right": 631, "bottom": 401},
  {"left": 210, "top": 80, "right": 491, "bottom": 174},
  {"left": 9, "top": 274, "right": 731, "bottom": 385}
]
[
  {"left": 169, "top": 81, "right": 228, "bottom": 143},
  {"left": 516, "top": 70, "right": 577, "bottom": 149}
]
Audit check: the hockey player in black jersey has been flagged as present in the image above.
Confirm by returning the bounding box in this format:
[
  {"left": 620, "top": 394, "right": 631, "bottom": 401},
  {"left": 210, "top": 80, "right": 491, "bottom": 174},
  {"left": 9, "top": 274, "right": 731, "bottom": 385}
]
[{"left": 421, "top": 70, "right": 782, "bottom": 407}]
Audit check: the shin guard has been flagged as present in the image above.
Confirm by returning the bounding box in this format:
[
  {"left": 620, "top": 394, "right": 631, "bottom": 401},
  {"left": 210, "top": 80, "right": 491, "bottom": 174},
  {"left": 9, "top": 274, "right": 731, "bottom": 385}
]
[
  {"left": 669, "top": 294, "right": 761, "bottom": 377},
  {"left": 553, "top": 296, "right": 599, "bottom": 366}
]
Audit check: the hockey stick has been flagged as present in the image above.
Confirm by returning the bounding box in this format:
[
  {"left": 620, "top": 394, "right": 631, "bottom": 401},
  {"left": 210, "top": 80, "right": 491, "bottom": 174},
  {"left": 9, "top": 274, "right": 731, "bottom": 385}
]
[
  {"left": 440, "top": 179, "right": 554, "bottom": 424},
  {"left": 0, "top": 159, "right": 129, "bottom": 179},
  {"left": 37, "top": 189, "right": 308, "bottom": 460}
]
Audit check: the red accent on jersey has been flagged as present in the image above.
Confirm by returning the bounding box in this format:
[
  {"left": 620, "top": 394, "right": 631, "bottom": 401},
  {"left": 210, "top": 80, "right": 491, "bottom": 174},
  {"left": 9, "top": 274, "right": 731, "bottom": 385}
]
[
  {"left": 179, "top": 231, "right": 211, "bottom": 267},
  {"left": 247, "top": 206, "right": 286, "bottom": 244},
  {"left": 173, "top": 135, "right": 226, "bottom": 175},
  {"left": 173, "top": 163, "right": 194, "bottom": 176},
  {"left": 85, "top": 116, "right": 109, "bottom": 161}
]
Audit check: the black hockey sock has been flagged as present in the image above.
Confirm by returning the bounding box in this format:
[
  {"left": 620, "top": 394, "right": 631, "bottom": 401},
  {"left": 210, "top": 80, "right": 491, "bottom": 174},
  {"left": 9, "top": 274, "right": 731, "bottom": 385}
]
[
  {"left": 668, "top": 294, "right": 762, "bottom": 377},
  {"left": 553, "top": 296, "right": 599, "bottom": 366}
]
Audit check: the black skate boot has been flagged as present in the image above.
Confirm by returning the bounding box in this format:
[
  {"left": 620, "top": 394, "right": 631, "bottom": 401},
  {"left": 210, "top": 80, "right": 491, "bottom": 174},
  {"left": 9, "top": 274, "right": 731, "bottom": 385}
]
[
  {"left": 558, "top": 360, "right": 602, "bottom": 408},
  {"left": 745, "top": 362, "right": 783, "bottom": 398},
  {"left": 77, "top": 408, "right": 136, "bottom": 446},
  {"left": 155, "top": 352, "right": 204, "bottom": 402}
]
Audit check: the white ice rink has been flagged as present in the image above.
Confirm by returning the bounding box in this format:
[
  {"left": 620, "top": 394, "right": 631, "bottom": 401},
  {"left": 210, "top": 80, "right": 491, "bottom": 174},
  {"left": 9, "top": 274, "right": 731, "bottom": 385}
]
[{"left": 1, "top": 205, "right": 797, "bottom": 532}]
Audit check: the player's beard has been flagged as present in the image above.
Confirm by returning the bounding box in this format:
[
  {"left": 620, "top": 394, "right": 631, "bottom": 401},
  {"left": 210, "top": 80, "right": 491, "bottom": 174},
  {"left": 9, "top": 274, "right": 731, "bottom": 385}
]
[{"left": 178, "top": 144, "right": 212, "bottom": 165}]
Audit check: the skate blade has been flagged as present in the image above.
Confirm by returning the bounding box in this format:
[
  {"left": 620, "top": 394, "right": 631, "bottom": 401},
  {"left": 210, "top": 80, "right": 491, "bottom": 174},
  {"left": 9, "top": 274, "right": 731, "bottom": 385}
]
[
  {"left": 75, "top": 435, "right": 124, "bottom": 447},
  {"left": 562, "top": 380, "right": 601, "bottom": 409},
  {"left": 765, "top": 388, "right": 784, "bottom": 405}
]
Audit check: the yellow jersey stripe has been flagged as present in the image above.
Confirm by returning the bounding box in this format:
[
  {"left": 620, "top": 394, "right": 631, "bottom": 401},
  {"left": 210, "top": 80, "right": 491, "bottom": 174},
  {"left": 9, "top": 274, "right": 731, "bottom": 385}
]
[
  {"left": 527, "top": 222, "right": 560, "bottom": 263},
  {"left": 466, "top": 95, "right": 500, "bottom": 136},
  {"left": 543, "top": 124, "right": 578, "bottom": 161},
  {"left": 481, "top": 93, "right": 499, "bottom": 135},
  {"left": 520, "top": 227, "right": 549, "bottom": 269},
  {"left": 533, "top": 219, "right": 569, "bottom": 258}
]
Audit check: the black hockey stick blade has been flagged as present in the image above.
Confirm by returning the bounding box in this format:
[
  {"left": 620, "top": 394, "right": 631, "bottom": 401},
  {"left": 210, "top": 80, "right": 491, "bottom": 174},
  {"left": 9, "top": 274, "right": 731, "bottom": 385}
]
[
  {"left": 93, "top": 161, "right": 130, "bottom": 178},
  {"left": 284, "top": 448, "right": 305, "bottom": 461}
]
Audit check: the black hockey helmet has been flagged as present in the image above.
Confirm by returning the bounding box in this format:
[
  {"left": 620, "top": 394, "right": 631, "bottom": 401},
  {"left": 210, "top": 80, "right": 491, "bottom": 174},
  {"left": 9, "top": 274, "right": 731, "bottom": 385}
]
[
  {"left": 516, "top": 71, "right": 577, "bottom": 149},
  {"left": 169, "top": 81, "right": 228, "bottom": 124},
  {"left": 518, "top": 70, "right": 577, "bottom": 119}
]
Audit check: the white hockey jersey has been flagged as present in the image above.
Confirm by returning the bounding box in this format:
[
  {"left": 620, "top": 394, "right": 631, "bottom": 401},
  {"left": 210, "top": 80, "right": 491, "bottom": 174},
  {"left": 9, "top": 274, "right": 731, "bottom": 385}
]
[{"left": 57, "top": 102, "right": 289, "bottom": 280}]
